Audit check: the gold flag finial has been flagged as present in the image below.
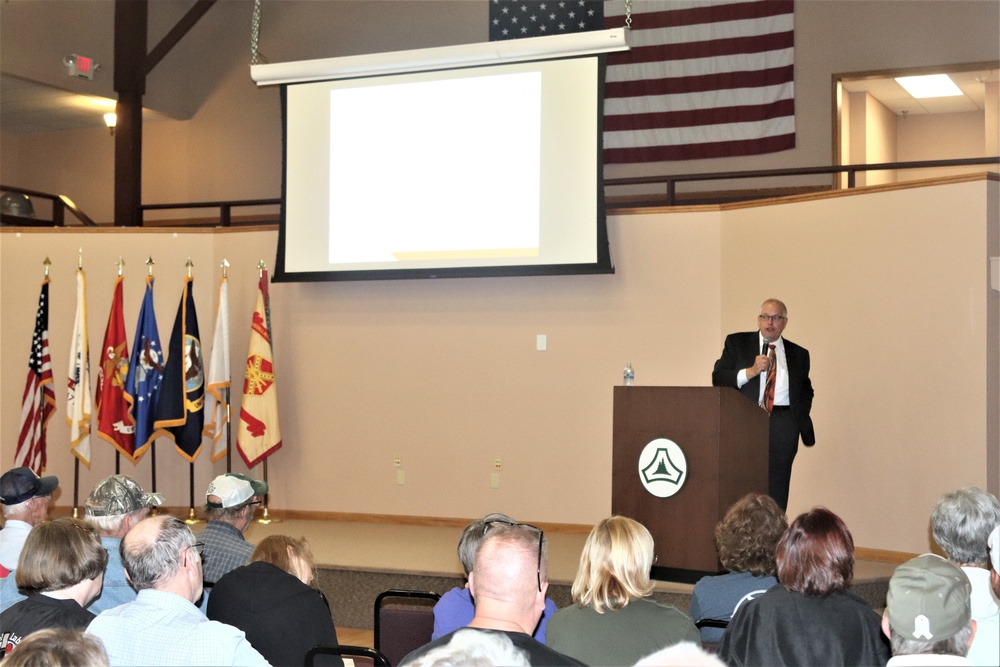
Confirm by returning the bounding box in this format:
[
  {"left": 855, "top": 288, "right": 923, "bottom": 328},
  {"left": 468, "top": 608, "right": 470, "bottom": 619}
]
[
  {"left": 221, "top": 258, "right": 230, "bottom": 279},
  {"left": 146, "top": 256, "right": 155, "bottom": 277},
  {"left": 186, "top": 258, "right": 194, "bottom": 278},
  {"left": 257, "top": 259, "right": 266, "bottom": 278},
  {"left": 117, "top": 257, "right": 125, "bottom": 277},
  {"left": 78, "top": 248, "right": 83, "bottom": 270},
  {"left": 43, "top": 257, "right": 51, "bottom": 278}
]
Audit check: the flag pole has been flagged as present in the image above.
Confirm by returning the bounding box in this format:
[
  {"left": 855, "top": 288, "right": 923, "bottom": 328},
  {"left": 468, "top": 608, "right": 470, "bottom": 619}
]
[
  {"left": 255, "top": 260, "right": 281, "bottom": 525},
  {"left": 115, "top": 257, "right": 124, "bottom": 476},
  {"left": 182, "top": 258, "right": 201, "bottom": 525},
  {"left": 146, "top": 257, "right": 159, "bottom": 510},
  {"left": 72, "top": 250, "right": 83, "bottom": 519}
]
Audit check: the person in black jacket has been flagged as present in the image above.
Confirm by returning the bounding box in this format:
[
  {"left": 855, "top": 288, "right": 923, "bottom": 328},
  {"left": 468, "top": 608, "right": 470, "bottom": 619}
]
[
  {"left": 207, "top": 535, "right": 341, "bottom": 667},
  {"left": 712, "top": 298, "right": 815, "bottom": 510}
]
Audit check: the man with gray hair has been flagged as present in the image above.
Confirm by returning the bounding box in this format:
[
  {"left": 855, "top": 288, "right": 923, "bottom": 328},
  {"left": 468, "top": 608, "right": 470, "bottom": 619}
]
[
  {"left": 0, "top": 467, "right": 58, "bottom": 570},
  {"left": 881, "top": 553, "right": 976, "bottom": 665},
  {"left": 433, "top": 513, "right": 558, "bottom": 642},
  {"left": 931, "top": 486, "right": 1000, "bottom": 666},
  {"left": 0, "top": 474, "right": 163, "bottom": 613},
  {"left": 403, "top": 523, "right": 582, "bottom": 666},
  {"left": 198, "top": 472, "right": 267, "bottom": 585},
  {"left": 86, "top": 515, "right": 269, "bottom": 666}
]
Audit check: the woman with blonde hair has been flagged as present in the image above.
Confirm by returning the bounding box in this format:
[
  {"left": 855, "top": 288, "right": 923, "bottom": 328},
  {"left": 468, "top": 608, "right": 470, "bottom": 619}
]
[
  {"left": 207, "top": 534, "right": 340, "bottom": 666},
  {"left": 0, "top": 518, "right": 107, "bottom": 656},
  {"left": 546, "top": 516, "right": 700, "bottom": 666}
]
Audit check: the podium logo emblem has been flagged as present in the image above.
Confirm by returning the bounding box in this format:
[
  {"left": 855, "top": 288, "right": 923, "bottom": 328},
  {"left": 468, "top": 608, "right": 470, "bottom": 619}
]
[{"left": 638, "top": 438, "right": 687, "bottom": 498}]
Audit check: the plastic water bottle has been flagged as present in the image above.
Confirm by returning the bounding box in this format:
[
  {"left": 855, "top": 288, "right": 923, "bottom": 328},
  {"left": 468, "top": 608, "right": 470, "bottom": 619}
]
[{"left": 623, "top": 363, "right": 634, "bottom": 386}]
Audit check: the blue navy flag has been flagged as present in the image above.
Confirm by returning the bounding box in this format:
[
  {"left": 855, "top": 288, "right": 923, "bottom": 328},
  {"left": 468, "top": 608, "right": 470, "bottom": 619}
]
[
  {"left": 124, "top": 276, "right": 165, "bottom": 463},
  {"left": 489, "top": 0, "right": 604, "bottom": 40},
  {"left": 154, "top": 276, "right": 205, "bottom": 462}
]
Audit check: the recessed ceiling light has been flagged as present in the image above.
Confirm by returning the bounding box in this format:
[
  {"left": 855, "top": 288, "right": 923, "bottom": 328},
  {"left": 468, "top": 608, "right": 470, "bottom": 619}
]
[{"left": 895, "top": 74, "right": 963, "bottom": 99}]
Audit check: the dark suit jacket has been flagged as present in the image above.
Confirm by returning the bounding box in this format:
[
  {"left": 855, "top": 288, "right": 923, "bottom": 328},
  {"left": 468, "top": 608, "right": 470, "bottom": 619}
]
[{"left": 712, "top": 332, "right": 815, "bottom": 446}]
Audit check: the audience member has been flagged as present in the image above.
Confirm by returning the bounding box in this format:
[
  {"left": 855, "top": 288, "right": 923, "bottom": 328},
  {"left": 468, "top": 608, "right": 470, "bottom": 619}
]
[
  {"left": 207, "top": 534, "right": 340, "bottom": 666},
  {"left": 0, "top": 518, "right": 107, "bottom": 655},
  {"left": 717, "top": 507, "right": 890, "bottom": 666},
  {"left": 931, "top": 487, "right": 1000, "bottom": 666},
  {"left": 0, "top": 468, "right": 58, "bottom": 570},
  {"left": 547, "top": 516, "right": 700, "bottom": 666},
  {"left": 86, "top": 515, "right": 268, "bottom": 666},
  {"left": 689, "top": 494, "right": 786, "bottom": 643},
  {"left": 403, "top": 628, "right": 530, "bottom": 667},
  {"left": 198, "top": 472, "right": 266, "bottom": 585},
  {"left": 2, "top": 628, "right": 109, "bottom": 667},
  {"left": 401, "top": 522, "right": 583, "bottom": 666},
  {"left": 881, "top": 554, "right": 976, "bottom": 665},
  {"left": 1, "top": 475, "right": 164, "bottom": 614},
  {"left": 634, "top": 641, "right": 726, "bottom": 667},
  {"left": 433, "top": 513, "right": 558, "bottom": 642}
]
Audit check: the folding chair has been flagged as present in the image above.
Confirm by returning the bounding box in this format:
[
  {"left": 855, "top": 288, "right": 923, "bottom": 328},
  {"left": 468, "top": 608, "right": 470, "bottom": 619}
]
[
  {"left": 305, "top": 644, "right": 389, "bottom": 667},
  {"left": 373, "top": 589, "right": 441, "bottom": 666}
]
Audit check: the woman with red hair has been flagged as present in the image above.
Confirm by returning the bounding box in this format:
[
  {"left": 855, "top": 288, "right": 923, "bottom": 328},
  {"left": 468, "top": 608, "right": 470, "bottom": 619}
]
[{"left": 717, "top": 507, "right": 889, "bottom": 666}]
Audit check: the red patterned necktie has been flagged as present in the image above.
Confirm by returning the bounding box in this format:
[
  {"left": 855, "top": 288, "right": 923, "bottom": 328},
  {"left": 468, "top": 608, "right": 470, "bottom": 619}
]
[{"left": 761, "top": 344, "right": 776, "bottom": 413}]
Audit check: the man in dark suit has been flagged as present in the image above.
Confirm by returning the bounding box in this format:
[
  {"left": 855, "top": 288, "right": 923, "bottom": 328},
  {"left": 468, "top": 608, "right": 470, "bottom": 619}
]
[{"left": 712, "top": 299, "right": 814, "bottom": 510}]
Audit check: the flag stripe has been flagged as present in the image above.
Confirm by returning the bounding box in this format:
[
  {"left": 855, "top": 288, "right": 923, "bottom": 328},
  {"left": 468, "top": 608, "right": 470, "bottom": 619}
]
[
  {"left": 604, "top": 131, "right": 794, "bottom": 162},
  {"left": 602, "top": 0, "right": 795, "bottom": 163},
  {"left": 606, "top": 48, "right": 792, "bottom": 84}
]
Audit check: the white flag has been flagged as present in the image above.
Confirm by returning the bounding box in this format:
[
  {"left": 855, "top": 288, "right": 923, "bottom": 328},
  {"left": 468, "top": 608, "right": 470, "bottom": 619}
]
[
  {"left": 204, "top": 276, "right": 230, "bottom": 461},
  {"left": 67, "top": 268, "right": 92, "bottom": 466}
]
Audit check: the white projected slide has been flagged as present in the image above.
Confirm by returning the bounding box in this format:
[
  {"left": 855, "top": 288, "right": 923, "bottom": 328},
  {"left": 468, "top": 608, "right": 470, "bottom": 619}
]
[{"left": 328, "top": 72, "right": 542, "bottom": 264}]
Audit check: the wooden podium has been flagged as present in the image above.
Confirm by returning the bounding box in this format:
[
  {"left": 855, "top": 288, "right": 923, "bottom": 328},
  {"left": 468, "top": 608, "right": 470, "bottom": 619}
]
[{"left": 612, "top": 386, "right": 768, "bottom": 581}]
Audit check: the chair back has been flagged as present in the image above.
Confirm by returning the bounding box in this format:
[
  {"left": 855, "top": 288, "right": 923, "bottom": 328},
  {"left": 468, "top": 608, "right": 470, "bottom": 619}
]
[
  {"left": 305, "top": 644, "right": 389, "bottom": 667},
  {"left": 374, "top": 589, "right": 441, "bottom": 666}
]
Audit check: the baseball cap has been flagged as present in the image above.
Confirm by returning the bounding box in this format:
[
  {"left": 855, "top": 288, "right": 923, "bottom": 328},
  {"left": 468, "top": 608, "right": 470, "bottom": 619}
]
[
  {"left": 85, "top": 475, "right": 165, "bottom": 517},
  {"left": 0, "top": 467, "right": 59, "bottom": 505},
  {"left": 206, "top": 473, "right": 268, "bottom": 509},
  {"left": 887, "top": 553, "right": 971, "bottom": 641},
  {"left": 989, "top": 525, "right": 1000, "bottom": 574}
]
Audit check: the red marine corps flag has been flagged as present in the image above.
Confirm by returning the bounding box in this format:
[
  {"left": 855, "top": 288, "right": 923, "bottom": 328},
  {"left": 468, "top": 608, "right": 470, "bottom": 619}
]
[
  {"left": 236, "top": 268, "right": 282, "bottom": 468},
  {"left": 96, "top": 274, "right": 135, "bottom": 457}
]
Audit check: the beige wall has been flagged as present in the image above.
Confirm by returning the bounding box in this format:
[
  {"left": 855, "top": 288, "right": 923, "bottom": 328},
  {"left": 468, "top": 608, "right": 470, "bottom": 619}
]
[
  {"left": 2, "top": 1, "right": 998, "bottom": 218},
  {"left": 2, "top": 178, "right": 997, "bottom": 555}
]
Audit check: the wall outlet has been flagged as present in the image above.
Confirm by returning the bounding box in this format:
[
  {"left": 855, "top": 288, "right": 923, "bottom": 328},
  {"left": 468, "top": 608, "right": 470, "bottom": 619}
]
[
  {"left": 494, "top": 457, "right": 503, "bottom": 471},
  {"left": 393, "top": 455, "right": 401, "bottom": 468}
]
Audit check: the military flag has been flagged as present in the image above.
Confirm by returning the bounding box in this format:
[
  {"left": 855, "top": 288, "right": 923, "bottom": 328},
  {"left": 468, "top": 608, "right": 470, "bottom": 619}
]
[
  {"left": 96, "top": 275, "right": 135, "bottom": 457},
  {"left": 67, "top": 268, "right": 92, "bottom": 466},
  {"left": 204, "top": 275, "right": 231, "bottom": 462},
  {"left": 153, "top": 276, "right": 205, "bottom": 462},
  {"left": 124, "top": 276, "right": 165, "bottom": 463},
  {"left": 237, "top": 270, "right": 282, "bottom": 468},
  {"left": 15, "top": 279, "right": 56, "bottom": 473}
]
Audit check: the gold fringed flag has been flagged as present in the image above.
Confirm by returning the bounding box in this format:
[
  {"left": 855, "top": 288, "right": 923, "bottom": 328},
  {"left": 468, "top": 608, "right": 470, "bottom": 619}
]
[
  {"left": 204, "top": 275, "right": 230, "bottom": 462},
  {"left": 237, "top": 269, "right": 282, "bottom": 468},
  {"left": 67, "top": 268, "right": 92, "bottom": 466},
  {"left": 124, "top": 276, "right": 165, "bottom": 463},
  {"left": 153, "top": 276, "right": 205, "bottom": 462},
  {"left": 16, "top": 279, "right": 56, "bottom": 473},
  {"left": 96, "top": 275, "right": 135, "bottom": 457}
]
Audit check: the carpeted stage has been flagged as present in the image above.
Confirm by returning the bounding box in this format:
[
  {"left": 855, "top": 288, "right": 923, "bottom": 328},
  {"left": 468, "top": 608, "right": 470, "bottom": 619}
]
[{"left": 218, "top": 516, "right": 899, "bottom": 632}]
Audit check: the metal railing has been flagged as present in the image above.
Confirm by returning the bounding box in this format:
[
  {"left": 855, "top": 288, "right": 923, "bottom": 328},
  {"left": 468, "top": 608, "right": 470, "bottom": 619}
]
[
  {"left": 605, "top": 157, "right": 1000, "bottom": 207},
  {"left": 139, "top": 198, "right": 281, "bottom": 227}
]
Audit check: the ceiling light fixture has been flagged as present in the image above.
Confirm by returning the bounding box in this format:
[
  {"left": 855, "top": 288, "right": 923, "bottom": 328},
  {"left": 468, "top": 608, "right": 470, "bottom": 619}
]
[{"left": 895, "top": 74, "right": 963, "bottom": 99}]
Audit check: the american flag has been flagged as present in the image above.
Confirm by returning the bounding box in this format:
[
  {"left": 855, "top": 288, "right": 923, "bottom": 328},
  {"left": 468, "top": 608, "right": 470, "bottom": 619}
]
[
  {"left": 16, "top": 280, "right": 56, "bottom": 473},
  {"left": 604, "top": 0, "right": 795, "bottom": 162},
  {"left": 490, "top": 0, "right": 796, "bottom": 163}
]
